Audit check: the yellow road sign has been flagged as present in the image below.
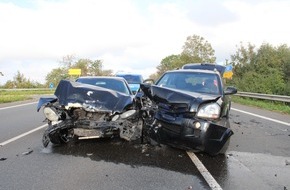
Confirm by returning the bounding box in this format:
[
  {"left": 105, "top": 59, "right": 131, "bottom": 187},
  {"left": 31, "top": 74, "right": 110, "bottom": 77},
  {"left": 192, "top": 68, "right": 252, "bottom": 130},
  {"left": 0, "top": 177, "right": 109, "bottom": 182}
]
[
  {"left": 223, "top": 71, "right": 233, "bottom": 79},
  {"left": 69, "top": 69, "right": 81, "bottom": 75}
]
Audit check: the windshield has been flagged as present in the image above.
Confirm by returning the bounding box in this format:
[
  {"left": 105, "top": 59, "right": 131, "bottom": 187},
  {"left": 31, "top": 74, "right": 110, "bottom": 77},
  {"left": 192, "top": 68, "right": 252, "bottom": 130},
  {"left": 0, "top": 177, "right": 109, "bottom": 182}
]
[
  {"left": 76, "top": 78, "right": 131, "bottom": 95},
  {"left": 156, "top": 71, "right": 221, "bottom": 95},
  {"left": 117, "top": 74, "right": 143, "bottom": 84}
]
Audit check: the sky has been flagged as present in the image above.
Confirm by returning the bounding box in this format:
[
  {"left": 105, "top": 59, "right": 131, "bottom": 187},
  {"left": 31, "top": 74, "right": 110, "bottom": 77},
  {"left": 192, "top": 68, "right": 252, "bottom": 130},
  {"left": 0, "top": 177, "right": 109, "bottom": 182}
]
[{"left": 1, "top": 0, "right": 290, "bottom": 85}]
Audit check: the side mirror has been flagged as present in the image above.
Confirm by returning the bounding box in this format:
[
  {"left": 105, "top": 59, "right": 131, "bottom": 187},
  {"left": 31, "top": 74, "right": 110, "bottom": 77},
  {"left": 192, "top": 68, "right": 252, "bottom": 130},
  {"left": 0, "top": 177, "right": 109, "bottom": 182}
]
[
  {"left": 224, "top": 86, "right": 237, "bottom": 95},
  {"left": 143, "top": 79, "right": 155, "bottom": 84}
]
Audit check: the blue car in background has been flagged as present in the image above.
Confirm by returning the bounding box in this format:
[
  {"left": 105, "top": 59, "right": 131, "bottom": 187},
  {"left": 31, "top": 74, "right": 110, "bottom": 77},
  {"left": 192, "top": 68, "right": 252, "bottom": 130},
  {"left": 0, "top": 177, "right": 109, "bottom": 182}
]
[{"left": 116, "top": 73, "right": 144, "bottom": 94}]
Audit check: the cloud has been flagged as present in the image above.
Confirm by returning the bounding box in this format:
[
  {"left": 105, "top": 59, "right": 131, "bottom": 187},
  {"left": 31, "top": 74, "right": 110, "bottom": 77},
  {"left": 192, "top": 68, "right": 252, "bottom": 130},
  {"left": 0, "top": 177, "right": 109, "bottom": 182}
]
[{"left": 1, "top": 0, "right": 290, "bottom": 85}]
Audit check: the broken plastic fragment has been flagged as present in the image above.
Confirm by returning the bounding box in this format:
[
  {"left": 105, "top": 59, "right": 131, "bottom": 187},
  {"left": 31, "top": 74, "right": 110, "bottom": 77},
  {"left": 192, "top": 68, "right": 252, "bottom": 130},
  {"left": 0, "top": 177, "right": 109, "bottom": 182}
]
[
  {"left": 0, "top": 157, "right": 7, "bottom": 161},
  {"left": 22, "top": 150, "right": 33, "bottom": 155}
]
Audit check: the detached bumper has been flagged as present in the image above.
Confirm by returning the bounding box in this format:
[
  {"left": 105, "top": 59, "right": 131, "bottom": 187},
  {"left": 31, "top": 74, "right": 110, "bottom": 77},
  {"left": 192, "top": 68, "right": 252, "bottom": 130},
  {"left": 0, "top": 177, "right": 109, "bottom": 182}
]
[{"left": 148, "top": 113, "right": 233, "bottom": 155}]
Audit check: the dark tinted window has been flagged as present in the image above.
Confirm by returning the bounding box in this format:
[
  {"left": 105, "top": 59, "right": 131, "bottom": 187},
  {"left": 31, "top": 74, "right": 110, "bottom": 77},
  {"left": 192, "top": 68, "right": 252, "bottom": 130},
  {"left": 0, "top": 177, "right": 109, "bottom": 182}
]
[{"left": 156, "top": 72, "right": 221, "bottom": 95}]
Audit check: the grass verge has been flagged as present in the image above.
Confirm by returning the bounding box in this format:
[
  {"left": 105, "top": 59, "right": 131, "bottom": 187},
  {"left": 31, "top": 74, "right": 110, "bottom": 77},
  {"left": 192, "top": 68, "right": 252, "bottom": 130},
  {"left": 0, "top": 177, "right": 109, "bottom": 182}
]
[
  {"left": 232, "top": 96, "right": 290, "bottom": 115},
  {"left": 0, "top": 90, "right": 54, "bottom": 103}
]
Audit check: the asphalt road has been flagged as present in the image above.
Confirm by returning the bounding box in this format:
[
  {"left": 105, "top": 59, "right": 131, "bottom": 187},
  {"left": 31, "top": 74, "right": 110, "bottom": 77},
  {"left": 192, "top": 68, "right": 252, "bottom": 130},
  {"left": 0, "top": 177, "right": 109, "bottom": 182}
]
[{"left": 0, "top": 100, "right": 289, "bottom": 190}]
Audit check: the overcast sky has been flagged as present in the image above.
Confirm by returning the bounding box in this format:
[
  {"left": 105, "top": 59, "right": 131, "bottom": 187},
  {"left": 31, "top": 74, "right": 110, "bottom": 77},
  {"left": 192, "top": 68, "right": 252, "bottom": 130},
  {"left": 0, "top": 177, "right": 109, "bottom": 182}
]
[{"left": 1, "top": 0, "right": 290, "bottom": 85}]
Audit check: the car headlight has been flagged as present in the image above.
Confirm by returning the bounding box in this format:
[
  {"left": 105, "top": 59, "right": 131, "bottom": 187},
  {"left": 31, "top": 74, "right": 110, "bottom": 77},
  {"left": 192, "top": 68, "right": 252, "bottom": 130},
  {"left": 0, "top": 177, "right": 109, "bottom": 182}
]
[
  {"left": 43, "top": 107, "right": 59, "bottom": 121},
  {"left": 197, "top": 103, "right": 220, "bottom": 119}
]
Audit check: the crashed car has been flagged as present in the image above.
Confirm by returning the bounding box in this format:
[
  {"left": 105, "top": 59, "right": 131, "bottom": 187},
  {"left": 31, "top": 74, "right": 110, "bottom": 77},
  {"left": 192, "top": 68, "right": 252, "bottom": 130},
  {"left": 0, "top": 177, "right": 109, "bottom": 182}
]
[
  {"left": 37, "top": 76, "right": 143, "bottom": 147},
  {"left": 140, "top": 65, "right": 237, "bottom": 155}
]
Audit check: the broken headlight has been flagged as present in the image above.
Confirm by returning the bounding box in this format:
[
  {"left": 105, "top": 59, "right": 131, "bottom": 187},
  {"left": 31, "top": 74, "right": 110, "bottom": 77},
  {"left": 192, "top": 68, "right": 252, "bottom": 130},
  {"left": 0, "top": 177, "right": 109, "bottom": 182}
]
[
  {"left": 197, "top": 103, "right": 220, "bottom": 119},
  {"left": 120, "top": 110, "right": 136, "bottom": 119},
  {"left": 43, "top": 107, "right": 59, "bottom": 121}
]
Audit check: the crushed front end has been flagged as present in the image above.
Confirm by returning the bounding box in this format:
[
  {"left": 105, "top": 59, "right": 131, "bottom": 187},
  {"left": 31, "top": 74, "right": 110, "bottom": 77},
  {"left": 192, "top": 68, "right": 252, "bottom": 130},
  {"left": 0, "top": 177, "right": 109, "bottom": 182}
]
[
  {"left": 141, "top": 84, "right": 233, "bottom": 155},
  {"left": 38, "top": 80, "right": 143, "bottom": 147}
]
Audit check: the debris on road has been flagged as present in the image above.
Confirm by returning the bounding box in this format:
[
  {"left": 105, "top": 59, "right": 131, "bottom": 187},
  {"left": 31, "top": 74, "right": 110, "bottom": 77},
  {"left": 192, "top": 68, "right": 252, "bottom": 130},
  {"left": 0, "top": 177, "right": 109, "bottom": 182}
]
[
  {"left": 22, "top": 150, "right": 33, "bottom": 155},
  {"left": 286, "top": 160, "right": 290, "bottom": 166},
  {"left": 0, "top": 157, "right": 7, "bottom": 161}
]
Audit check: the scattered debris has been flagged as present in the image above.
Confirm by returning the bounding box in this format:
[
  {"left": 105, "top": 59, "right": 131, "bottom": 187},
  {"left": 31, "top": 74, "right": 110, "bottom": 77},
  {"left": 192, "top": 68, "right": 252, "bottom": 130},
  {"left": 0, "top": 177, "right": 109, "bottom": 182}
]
[
  {"left": 187, "top": 186, "right": 193, "bottom": 189},
  {"left": 86, "top": 153, "right": 93, "bottom": 156},
  {"left": 284, "top": 186, "right": 288, "bottom": 190},
  {"left": 178, "top": 154, "right": 183, "bottom": 158},
  {"left": 234, "top": 121, "right": 241, "bottom": 124},
  {"left": 145, "top": 154, "right": 150, "bottom": 157},
  {"left": 105, "top": 175, "right": 108, "bottom": 177},
  {"left": 285, "top": 160, "right": 290, "bottom": 166},
  {"left": 274, "top": 174, "right": 277, "bottom": 177},
  {"left": 236, "top": 145, "right": 239, "bottom": 147},
  {"left": 0, "top": 157, "right": 7, "bottom": 161},
  {"left": 22, "top": 150, "right": 33, "bottom": 155},
  {"left": 226, "top": 153, "right": 233, "bottom": 159}
]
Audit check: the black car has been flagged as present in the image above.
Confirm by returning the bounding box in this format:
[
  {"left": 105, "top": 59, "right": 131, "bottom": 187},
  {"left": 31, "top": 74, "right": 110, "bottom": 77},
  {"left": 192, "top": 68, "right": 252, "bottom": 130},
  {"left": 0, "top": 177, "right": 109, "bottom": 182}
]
[
  {"left": 140, "top": 67, "right": 237, "bottom": 155},
  {"left": 37, "top": 77, "right": 143, "bottom": 147}
]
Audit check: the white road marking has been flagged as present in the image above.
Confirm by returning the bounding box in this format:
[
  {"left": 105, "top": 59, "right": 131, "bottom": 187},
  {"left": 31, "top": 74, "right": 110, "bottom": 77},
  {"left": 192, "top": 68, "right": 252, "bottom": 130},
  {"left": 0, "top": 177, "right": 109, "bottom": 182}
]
[
  {"left": 0, "top": 102, "right": 37, "bottom": 110},
  {"left": 187, "top": 151, "right": 223, "bottom": 190},
  {"left": 231, "top": 108, "right": 290, "bottom": 126},
  {"left": 0, "top": 124, "right": 47, "bottom": 146}
]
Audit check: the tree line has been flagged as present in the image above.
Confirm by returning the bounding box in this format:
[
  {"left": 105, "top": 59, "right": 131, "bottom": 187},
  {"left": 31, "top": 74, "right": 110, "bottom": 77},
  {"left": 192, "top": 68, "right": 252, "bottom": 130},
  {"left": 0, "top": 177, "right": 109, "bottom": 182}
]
[{"left": 1, "top": 35, "right": 289, "bottom": 96}]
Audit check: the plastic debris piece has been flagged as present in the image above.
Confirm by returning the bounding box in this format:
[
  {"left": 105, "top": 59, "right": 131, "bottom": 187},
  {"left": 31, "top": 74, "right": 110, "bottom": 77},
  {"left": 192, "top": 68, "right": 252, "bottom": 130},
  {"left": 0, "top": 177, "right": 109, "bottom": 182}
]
[
  {"left": 0, "top": 157, "right": 7, "bottom": 161},
  {"left": 22, "top": 150, "right": 33, "bottom": 155},
  {"left": 285, "top": 160, "right": 290, "bottom": 166}
]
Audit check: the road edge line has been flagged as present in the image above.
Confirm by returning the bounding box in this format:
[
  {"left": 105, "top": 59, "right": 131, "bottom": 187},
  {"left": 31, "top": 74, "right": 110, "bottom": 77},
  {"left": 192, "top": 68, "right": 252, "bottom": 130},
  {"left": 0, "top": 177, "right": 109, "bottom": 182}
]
[
  {"left": 0, "top": 124, "right": 47, "bottom": 146},
  {"left": 0, "top": 102, "right": 38, "bottom": 110},
  {"left": 231, "top": 108, "right": 290, "bottom": 126},
  {"left": 186, "top": 151, "right": 223, "bottom": 190}
]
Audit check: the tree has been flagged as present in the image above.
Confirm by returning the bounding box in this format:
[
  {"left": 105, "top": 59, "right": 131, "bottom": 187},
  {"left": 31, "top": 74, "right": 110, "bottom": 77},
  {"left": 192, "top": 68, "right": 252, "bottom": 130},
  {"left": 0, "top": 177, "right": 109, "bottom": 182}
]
[
  {"left": 157, "top": 54, "right": 182, "bottom": 76},
  {"left": 3, "top": 71, "right": 43, "bottom": 88},
  {"left": 230, "top": 43, "right": 289, "bottom": 95},
  {"left": 153, "top": 35, "right": 216, "bottom": 78},
  {"left": 45, "top": 55, "right": 113, "bottom": 86},
  {"left": 45, "top": 68, "right": 68, "bottom": 87},
  {"left": 181, "top": 35, "right": 216, "bottom": 63}
]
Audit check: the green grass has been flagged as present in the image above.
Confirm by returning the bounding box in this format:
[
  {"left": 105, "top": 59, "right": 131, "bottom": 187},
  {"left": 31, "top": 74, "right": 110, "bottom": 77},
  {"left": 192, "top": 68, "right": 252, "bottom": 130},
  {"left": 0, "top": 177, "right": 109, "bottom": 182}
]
[
  {"left": 232, "top": 96, "right": 290, "bottom": 115},
  {"left": 0, "top": 90, "right": 54, "bottom": 103}
]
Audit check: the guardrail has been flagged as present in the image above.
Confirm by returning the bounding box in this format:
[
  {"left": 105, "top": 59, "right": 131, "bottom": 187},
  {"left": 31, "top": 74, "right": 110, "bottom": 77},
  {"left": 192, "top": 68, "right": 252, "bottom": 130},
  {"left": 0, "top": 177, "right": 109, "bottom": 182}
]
[
  {"left": 1, "top": 88, "right": 290, "bottom": 103},
  {"left": 235, "top": 92, "right": 290, "bottom": 103},
  {"left": 0, "top": 88, "right": 54, "bottom": 91}
]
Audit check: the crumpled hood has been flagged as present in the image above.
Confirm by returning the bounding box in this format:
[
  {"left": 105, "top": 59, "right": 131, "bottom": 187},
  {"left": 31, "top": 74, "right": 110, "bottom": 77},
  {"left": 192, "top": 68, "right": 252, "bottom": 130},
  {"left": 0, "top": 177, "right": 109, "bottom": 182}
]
[
  {"left": 54, "top": 80, "right": 134, "bottom": 113},
  {"left": 141, "top": 84, "right": 220, "bottom": 112}
]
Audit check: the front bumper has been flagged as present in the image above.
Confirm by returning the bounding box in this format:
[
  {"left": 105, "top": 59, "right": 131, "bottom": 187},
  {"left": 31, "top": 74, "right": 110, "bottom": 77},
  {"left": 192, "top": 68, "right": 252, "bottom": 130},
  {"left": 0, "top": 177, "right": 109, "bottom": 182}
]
[{"left": 148, "top": 112, "right": 233, "bottom": 155}]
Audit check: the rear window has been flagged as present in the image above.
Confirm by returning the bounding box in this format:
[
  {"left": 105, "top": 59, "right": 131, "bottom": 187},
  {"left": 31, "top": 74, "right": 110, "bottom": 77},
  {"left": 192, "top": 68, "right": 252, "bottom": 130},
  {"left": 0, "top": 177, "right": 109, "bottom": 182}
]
[
  {"left": 76, "top": 78, "right": 130, "bottom": 95},
  {"left": 156, "top": 72, "right": 222, "bottom": 95},
  {"left": 116, "top": 74, "right": 143, "bottom": 84}
]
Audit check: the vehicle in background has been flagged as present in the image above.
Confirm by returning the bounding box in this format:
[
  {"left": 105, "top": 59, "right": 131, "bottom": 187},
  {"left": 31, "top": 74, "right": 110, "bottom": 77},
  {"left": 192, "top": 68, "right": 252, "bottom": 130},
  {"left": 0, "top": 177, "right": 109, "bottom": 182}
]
[{"left": 115, "top": 73, "right": 144, "bottom": 94}]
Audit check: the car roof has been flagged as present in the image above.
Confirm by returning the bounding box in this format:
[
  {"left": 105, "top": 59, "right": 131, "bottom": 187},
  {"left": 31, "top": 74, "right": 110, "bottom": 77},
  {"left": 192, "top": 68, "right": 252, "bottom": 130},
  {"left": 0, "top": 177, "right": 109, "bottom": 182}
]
[
  {"left": 182, "top": 63, "right": 226, "bottom": 75},
  {"left": 166, "top": 68, "right": 220, "bottom": 75},
  {"left": 77, "top": 76, "right": 126, "bottom": 81}
]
